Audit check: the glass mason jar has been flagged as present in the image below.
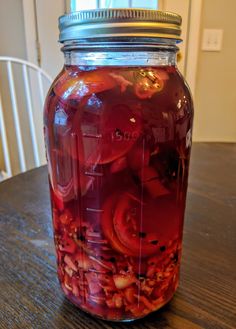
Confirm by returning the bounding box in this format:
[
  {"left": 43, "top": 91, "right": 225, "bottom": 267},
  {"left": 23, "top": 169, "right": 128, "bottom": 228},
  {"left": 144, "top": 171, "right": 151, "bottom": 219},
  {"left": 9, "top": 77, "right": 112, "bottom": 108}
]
[{"left": 44, "top": 9, "right": 193, "bottom": 321}]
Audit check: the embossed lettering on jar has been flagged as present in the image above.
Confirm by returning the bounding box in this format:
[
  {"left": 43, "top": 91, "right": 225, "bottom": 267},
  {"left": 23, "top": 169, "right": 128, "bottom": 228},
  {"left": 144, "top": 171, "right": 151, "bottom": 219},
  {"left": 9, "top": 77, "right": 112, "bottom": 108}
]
[{"left": 44, "top": 8, "right": 193, "bottom": 321}]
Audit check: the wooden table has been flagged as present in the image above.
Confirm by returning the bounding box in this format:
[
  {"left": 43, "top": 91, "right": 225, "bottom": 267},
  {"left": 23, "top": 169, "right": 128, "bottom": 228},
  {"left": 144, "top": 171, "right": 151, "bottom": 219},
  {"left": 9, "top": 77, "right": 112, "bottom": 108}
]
[{"left": 0, "top": 143, "right": 235, "bottom": 329}]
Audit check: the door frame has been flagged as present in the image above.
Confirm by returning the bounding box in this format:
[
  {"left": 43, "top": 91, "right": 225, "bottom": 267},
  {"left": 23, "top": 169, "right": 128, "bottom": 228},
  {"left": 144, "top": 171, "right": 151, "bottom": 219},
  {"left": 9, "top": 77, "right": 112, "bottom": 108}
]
[
  {"left": 159, "top": 0, "right": 203, "bottom": 97},
  {"left": 22, "top": 0, "right": 38, "bottom": 65},
  {"left": 185, "top": 0, "right": 203, "bottom": 97},
  {"left": 22, "top": 0, "right": 202, "bottom": 96},
  {"left": 22, "top": 0, "right": 67, "bottom": 65}
]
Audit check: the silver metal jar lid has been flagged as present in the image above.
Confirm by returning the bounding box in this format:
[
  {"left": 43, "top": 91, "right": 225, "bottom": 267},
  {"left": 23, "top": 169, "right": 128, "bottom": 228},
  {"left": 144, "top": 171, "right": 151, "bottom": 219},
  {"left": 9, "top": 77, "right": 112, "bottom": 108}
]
[{"left": 59, "top": 8, "right": 182, "bottom": 43}]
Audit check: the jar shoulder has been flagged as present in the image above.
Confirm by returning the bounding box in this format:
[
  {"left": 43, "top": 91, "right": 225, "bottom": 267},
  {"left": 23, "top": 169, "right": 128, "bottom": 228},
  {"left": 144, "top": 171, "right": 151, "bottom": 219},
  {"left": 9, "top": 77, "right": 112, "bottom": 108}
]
[{"left": 46, "top": 65, "right": 191, "bottom": 102}]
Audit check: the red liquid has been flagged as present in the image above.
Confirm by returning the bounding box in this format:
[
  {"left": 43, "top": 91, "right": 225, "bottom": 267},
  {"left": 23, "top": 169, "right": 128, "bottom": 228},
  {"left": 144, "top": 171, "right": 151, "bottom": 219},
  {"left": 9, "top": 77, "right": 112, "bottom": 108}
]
[{"left": 44, "top": 65, "right": 193, "bottom": 321}]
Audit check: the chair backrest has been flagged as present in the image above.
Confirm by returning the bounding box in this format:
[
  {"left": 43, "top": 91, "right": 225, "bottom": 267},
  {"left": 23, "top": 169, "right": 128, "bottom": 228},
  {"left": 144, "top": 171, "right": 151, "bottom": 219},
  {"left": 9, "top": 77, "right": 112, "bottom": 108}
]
[{"left": 0, "top": 56, "right": 53, "bottom": 178}]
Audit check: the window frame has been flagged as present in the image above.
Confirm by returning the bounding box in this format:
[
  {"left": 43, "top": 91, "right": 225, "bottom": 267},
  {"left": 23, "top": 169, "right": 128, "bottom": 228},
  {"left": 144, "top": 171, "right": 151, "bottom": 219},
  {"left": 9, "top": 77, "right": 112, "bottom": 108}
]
[{"left": 70, "top": 0, "right": 158, "bottom": 11}]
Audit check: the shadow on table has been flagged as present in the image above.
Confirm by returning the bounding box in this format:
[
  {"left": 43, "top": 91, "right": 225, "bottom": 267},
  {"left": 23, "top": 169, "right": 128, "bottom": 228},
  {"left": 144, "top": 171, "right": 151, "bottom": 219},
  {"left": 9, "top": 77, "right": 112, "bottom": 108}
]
[{"left": 53, "top": 295, "right": 174, "bottom": 329}]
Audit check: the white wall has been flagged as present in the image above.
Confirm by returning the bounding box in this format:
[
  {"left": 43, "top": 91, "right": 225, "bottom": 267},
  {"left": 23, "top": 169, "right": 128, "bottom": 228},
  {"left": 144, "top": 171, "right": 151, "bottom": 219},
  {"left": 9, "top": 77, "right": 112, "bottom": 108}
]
[
  {"left": 0, "top": 0, "right": 33, "bottom": 174},
  {"left": 194, "top": 0, "right": 236, "bottom": 142},
  {"left": 0, "top": 0, "right": 27, "bottom": 59}
]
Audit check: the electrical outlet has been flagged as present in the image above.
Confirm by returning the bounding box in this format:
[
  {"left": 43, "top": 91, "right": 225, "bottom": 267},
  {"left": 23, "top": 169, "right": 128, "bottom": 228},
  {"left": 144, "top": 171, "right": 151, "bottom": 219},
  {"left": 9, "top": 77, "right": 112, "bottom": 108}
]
[{"left": 202, "top": 29, "right": 223, "bottom": 51}]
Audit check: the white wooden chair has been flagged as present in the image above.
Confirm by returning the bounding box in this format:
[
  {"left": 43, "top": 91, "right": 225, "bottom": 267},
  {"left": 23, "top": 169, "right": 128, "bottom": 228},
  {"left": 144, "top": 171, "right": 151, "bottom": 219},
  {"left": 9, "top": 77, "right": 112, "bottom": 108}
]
[{"left": 0, "top": 57, "right": 53, "bottom": 179}]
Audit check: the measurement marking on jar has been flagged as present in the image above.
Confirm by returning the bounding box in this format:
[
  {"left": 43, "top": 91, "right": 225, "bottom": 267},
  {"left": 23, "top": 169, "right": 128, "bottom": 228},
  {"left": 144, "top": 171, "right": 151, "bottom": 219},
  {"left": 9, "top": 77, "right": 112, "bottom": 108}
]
[
  {"left": 83, "top": 133, "right": 102, "bottom": 139},
  {"left": 86, "top": 207, "right": 104, "bottom": 213},
  {"left": 85, "top": 171, "right": 103, "bottom": 177},
  {"left": 87, "top": 239, "right": 108, "bottom": 244}
]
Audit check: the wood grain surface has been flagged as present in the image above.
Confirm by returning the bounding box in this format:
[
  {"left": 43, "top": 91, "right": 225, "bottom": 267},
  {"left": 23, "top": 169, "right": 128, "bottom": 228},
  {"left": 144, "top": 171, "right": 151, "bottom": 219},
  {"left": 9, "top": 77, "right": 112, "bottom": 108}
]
[{"left": 0, "top": 143, "right": 235, "bottom": 329}]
